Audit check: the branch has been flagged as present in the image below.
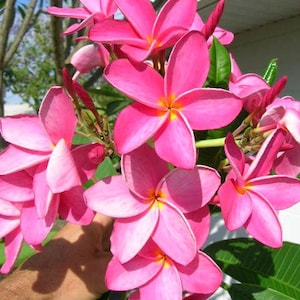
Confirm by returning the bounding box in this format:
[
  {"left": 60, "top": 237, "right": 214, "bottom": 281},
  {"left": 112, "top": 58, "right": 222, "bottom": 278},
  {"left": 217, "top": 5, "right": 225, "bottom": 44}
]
[
  {"left": 0, "top": 0, "right": 16, "bottom": 66},
  {"left": 4, "top": 0, "right": 39, "bottom": 66},
  {"left": 50, "top": 0, "right": 65, "bottom": 85}
]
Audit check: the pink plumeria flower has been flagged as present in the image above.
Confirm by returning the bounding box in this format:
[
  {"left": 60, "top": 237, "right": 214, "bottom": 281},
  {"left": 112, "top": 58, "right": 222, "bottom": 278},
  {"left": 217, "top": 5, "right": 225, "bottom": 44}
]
[
  {"left": 106, "top": 239, "right": 222, "bottom": 300},
  {"left": 218, "top": 130, "right": 300, "bottom": 248},
  {"left": 85, "top": 143, "right": 220, "bottom": 265},
  {"left": 47, "top": 0, "right": 117, "bottom": 36},
  {"left": 260, "top": 96, "right": 300, "bottom": 176},
  {"left": 71, "top": 43, "right": 110, "bottom": 75},
  {"left": 89, "top": 0, "right": 197, "bottom": 61},
  {"left": 104, "top": 31, "right": 242, "bottom": 169},
  {"left": 0, "top": 87, "right": 105, "bottom": 194}
]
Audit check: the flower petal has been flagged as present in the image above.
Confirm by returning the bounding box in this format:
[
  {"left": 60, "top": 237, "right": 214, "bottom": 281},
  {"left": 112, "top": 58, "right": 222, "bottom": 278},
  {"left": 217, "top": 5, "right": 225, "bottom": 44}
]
[
  {"left": 160, "top": 166, "right": 220, "bottom": 212},
  {"left": 111, "top": 207, "right": 158, "bottom": 263},
  {"left": 152, "top": 201, "right": 196, "bottom": 265},
  {"left": 0, "top": 200, "right": 20, "bottom": 217},
  {"left": 0, "top": 171, "right": 33, "bottom": 202},
  {"left": 218, "top": 179, "right": 252, "bottom": 231},
  {"left": 59, "top": 186, "right": 95, "bottom": 225},
  {"left": 89, "top": 20, "right": 146, "bottom": 47},
  {"left": 105, "top": 255, "right": 161, "bottom": 291},
  {"left": 178, "top": 251, "right": 222, "bottom": 294},
  {"left": 105, "top": 59, "right": 164, "bottom": 108},
  {"left": 139, "top": 263, "right": 182, "bottom": 300},
  {"left": 245, "top": 191, "right": 282, "bottom": 248},
  {"left": 115, "top": 0, "right": 155, "bottom": 38},
  {"left": 0, "top": 145, "right": 49, "bottom": 175},
  {"left": 71, "top": 143, "right": 105, "bottom": 183},
  {"left": 47, "top": 139, "right": 82, "bottom": 193},
  {"left": 178, "top": 88, "right": 242, "bottom": 130},
  {"left": 0, "top": 227, "right": 23, "bottom": 274},
  {"left": 39, "top": 87, "right": 77, "bottom": 146},
  {"left": 21, "top": 201, "right": 57, "bottom": 246},
  {"left": 249, "top": 175, "right": 300, "bottom": 210},
  {"left": 154, "top": 0, "right": 196, "bottom": 44},
  {"left": 245, "top": 128, "right": 286, "bottom": 179},
  {"left": 185, "top": 206, "right": 210, "bottom": 249},
  {"left": 121, "top": 143, "right": 169, "bottom": 199},
  {"left": 0, "top": 115, "right": 51, "bottom": 151},
  {"left": 165, "top": 31, "right": 209, "bottom": 96},
  {"left": 114, "top": 103, "right": 166, "bottom": 154},
  {"left": 0, "top": 216, "right": 19, "bottom": 238},
  {"left": 85, "top": 176, "right": 149, "bottom": 218}
]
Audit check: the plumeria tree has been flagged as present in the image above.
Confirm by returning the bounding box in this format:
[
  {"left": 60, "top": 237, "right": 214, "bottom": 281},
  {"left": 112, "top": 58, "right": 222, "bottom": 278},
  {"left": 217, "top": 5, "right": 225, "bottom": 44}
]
[{"left": 0, "top": 0, "right": 300, "bottom": 299}]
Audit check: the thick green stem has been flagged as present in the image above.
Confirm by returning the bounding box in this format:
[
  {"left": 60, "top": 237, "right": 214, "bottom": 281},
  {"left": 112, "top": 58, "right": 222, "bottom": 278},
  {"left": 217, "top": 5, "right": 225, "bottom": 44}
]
[{"left": 195, "top": 137, "right": 226, "bottom": 148}]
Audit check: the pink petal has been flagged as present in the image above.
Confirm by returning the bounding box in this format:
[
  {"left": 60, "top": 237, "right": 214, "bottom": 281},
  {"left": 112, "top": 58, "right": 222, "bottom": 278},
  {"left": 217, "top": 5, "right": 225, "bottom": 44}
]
[
  {"left": 0, "top": 145, "right": 49, "bottom": 175},
  {"left": 160, "top": 166, "right": 220, "bottom": 212},
  {"left": 244, "top": 191, "right": 282, "bottom": 248},
  {"left": 0, "top": 216, "right": 19, "bottom": 237},
  {"left": 0, "top": 115, "right": 51, "bottom": 151},
  {"left": 185, "top": 206, "right": 210, "bottom": 249},
  {"left": 84, "top": 176, "right": 149, "bottom": 217},
  {"left": 154, "top": 0, "right": 196, "bottom": 42},
  {"left": 81, "top": 0, "right": 101, "bottom": 12},
  {"left": 39, "top": 87, "right": 77, "bottom": 146},
  {"left": 59, "top": 186, "right": 95, "bottom": 225},
  {"left": 71, "top": 44, "right": 110, "bottom": 73},
  {"left": 33, "top": 162, "right": 54, "bottom": 218},
  {"left": 0, "top": 171, "right": 33, "bottom": 202},
  {"left": 139, "top": 263, "right": 182, "bottom": 300},
  {"left": 114, "top": 103, "right": 167, "bottom": 154},
  {"left": 245, "top": 129, "right": 286, "bottom": 180},
  {"left": 218, "top": 179, "right": 252, "bottom": 231},
  {"left": 154, "top": 111, "right": 196, "bottom": 169},
  {"left": 274, "top": 142, "right": 300, "bottom": 177},
  {"left": 178, "top": 88, "right": 242, "bottom": 130},
  {"left": 165, "top": 31, "right": 209, "bottom": 97},
  {"left": 63, "top": 14, "right": 96, "bottom": 36},
  {"left": 121, "top": 143, "right": 169, "bottom": 199},
  {"left": 249, "top": 175, "right": 300, "bottom": 210},
  {"left": 71, "top": 143, "right": 105, "bottom": 183},
  {"left": 105, "top": 255, "right": 161, "bottom": 291},
  {"left": 0, "top": 227, "right": 23, "bottom": 274},
  {"left": 100, "top": 0, "right": 117, "bottom": 16},
  {"left": 115, "top": 0, "right": 155, "bottom": 38},
  {"left": 46, "top": 139, "right": 82, "bottom": 193},
  {"left": 105, "top": 59, "right": 164, "bottom": 108},
  {"left": 21, "top": 201, "right": 57, "bottom": 246},
  {"left": 120, "top": 43, "right": 153, "bottom": 62},
  {"left": 229, "top": 73, "right": 269, "bottom": 99},
  {"left": 111, "top": 207, "right": 158, "bottom": 263},
  {"left": 46, "top": 7, "right": 89, "bottom": 19},
  {"left": 152, "top": 201, "right": 196, "bottom": 266},
  {"left": 0, "top": 200, "right": 20, "bottom": 217},
  {"left": 89, "top": 20, "right": 146, "bottom": 47},
  {"left": 178, "top": 251, "right": 222, "bottom": 294},
  {"left": 224, "top": 133, "right": 245, "bottom": 178}
]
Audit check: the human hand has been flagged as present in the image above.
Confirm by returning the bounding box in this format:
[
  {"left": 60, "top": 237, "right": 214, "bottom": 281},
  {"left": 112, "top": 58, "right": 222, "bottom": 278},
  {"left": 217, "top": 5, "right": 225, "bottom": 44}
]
[{"left": 0, "top": 214, "right": 113, "bottom": 300}]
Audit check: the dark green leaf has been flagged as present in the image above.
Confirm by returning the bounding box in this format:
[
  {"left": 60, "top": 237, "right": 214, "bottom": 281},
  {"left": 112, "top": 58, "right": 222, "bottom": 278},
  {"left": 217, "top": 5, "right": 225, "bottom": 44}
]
[
  {"left": 206, "top": 37, "right": 231, "bottom": 89},
  {"left": 204, "top": 238, "right": 300, "bottom": 299},
  {"left": 228, "top": 283, "right": 296, "bottom": 300}
]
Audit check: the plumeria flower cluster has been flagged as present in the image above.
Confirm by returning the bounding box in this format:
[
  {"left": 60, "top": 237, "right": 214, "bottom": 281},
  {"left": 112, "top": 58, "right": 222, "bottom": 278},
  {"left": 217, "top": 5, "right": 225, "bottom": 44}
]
[{"left": 0, "top": 0, "right": 300, "bottom": 299}]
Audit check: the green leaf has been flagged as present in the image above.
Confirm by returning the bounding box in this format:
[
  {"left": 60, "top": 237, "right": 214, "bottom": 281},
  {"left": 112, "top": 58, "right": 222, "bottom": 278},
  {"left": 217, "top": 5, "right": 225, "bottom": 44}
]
[
  {"left": 206, "top": 36, "right": 231, "bottom": 89},
  {"left": 204, "top": 238, "right": 300, "bottom": 299},
  {"left": 228, "top": 283, "right": 296, "bottom": 300},
  {"left": 95, "top": 156, "right": 119, "bottom": 180},
  {"left": 263, "top": 59, "right": 278, "bottom": 86}
]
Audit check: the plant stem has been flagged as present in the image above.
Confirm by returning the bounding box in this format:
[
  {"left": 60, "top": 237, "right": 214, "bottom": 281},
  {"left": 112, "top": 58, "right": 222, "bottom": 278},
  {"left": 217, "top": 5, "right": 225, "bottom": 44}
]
[{"left": 195, "top": 137, "right": 225, "bottom": 148}]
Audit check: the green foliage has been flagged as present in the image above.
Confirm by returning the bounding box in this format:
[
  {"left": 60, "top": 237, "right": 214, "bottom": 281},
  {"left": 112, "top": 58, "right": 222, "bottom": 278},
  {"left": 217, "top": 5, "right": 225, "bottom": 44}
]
[
  {"left": 4, "top": 15, "right": 56, "bottom": 111},
  {"left": 204, "top": 238, "right": 300, "bottom": 299},
  {"left": 263, "top": 58, "right": 278, "bottom": 86},
  {"left": 206, "top": 36, "right": 231, "bottom": 89}
]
